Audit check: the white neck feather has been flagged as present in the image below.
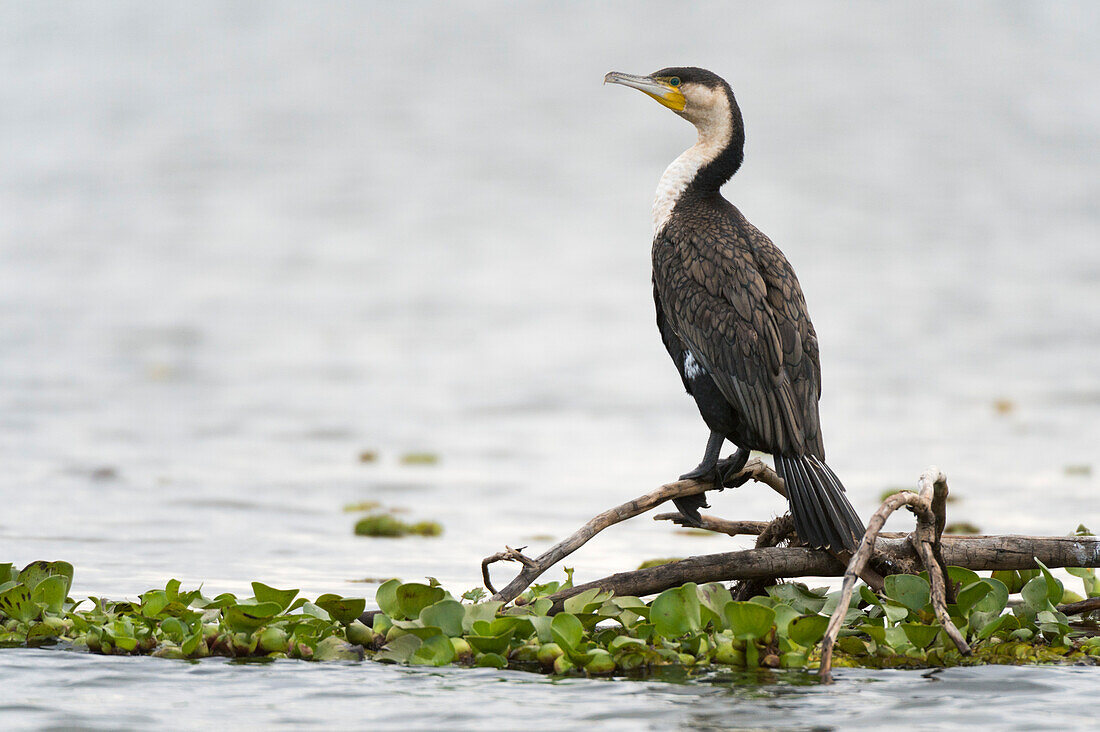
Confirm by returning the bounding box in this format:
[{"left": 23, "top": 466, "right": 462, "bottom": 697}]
[{"left": 651, "top": 88, "right": 733, "bottom": 236}]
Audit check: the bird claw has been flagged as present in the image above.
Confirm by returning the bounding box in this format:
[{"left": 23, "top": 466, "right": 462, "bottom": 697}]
[{"left": 672, "top": 494, "right": 709, "bottom": 527}]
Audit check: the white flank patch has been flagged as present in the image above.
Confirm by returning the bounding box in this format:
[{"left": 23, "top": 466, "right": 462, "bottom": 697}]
[
  {"left": 652, "top": 86, "right": 733, "bottom": 235},
  {"left": 683, "top": 350, "right": 705, "bottom": 379}
]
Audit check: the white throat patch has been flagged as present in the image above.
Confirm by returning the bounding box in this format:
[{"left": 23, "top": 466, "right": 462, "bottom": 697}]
[{"left": 652, "top": 86, "right": 733, "bottom": 236}]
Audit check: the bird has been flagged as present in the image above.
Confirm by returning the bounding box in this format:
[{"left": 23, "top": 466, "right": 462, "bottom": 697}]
[{"left": 605, "top": 67, "right": 865, "bottom": 551}]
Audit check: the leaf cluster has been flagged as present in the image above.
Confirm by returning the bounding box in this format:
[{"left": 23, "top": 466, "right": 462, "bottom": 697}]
[
  {"left": 0, "top": 562, "right": 367, "bottom": 661},
  {"left": 2, "top": 559, "right": 1098, "bottom": 677}
]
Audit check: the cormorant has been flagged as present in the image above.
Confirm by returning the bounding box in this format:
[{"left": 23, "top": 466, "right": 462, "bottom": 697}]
[{"left": 605, "top": 67, "right": 865, "bottom": 551}]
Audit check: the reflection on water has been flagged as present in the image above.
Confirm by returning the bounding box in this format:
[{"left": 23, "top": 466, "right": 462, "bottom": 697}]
[{"left": 0, "top": 1, "right": 1098, "bottom": 727}]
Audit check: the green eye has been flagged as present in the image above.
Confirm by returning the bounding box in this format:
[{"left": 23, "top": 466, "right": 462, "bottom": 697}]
[{"left": 669, "top": 77, "right": 681, "bottom": 87}]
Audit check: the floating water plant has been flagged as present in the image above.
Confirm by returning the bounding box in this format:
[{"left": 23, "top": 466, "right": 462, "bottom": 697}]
[
  {"left": 1, "top": 560, "right": 1098, "bottom": 676},
  {"left": 399, "top": 452, "right": 439, "bottom": 466},
  {"left": 353, "top": 514, "right": 443, "bottom": 538},
  {"left": 4, "top": 467, "right": 1098, "bottom": 681}
]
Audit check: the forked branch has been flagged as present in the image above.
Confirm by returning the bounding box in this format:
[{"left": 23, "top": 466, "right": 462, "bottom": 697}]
[
  {"left": 819, "top": 467, "right": 967, "bottom": 682},
  {"left": 482, "top": 458, "right": 784, "bottom": 604}
]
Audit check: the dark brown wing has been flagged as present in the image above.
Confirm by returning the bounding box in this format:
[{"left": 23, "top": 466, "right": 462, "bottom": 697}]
[
  {"left": 652, "top": 203, "right": 825, "bottom": 458},
  {"left": 653, "top": 281, "right": 691, "bottom": 392}
]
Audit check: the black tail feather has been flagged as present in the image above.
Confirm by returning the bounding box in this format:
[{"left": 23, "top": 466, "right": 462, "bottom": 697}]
[
  {"left": 774, "top": 457, "right": 813, "bottom": 545},
  {"left": 776, "top": 455, "right": 865, "bottom": 551},
  {"left": 788, "top": 456, "right": 831, "bottom": 548},
  {"left": 810, "top": 456, "right": 866, "bottom": 543}
]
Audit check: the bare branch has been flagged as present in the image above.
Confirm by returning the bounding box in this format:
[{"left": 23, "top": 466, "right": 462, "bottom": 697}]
[
  {"left": 1058, "top": 597, "right": 1100, "bottom": 616},
  {"left": 653, "top": 514, "right": 774, "bottom": 537},
  {"left": 541, "top": 534, "right": 1100, "bottom": 609},
  {"left": 483, "top": 458, "right": 782, "bottom": 604},
  {"left": 820, "top": 468, "right": 970, "bottom": 682}
]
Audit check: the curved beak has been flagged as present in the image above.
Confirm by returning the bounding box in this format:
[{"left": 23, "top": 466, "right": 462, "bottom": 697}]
[{"left": 604, "top": 71, "right": 686, "bottom": 112}]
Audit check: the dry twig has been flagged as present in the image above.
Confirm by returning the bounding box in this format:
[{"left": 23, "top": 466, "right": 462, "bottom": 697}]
[
  {"left": 1058, "top": 597, "right": 1100, "bottom": 617},
  {"left": 536, "top": 533, "right": 1100, "bottom": 610},
  {"left": 482, "top": 458, "right": 783, "bottom": 603},
  {"left": 819, "top": 467, "right": 969, "bottom": 683}
]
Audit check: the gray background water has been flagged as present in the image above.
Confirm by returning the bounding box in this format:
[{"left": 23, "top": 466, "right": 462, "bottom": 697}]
[{"left": 1, "top": 1, "right": 1098, "bottom": 729}]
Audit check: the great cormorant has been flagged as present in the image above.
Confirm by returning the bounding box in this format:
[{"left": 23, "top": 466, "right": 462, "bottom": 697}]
[{"left": 605, "top": 67, "right": 865, "bottom": 551}]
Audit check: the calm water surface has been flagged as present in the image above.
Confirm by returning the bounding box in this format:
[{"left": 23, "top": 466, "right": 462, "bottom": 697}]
[{"left": 1, "top": 1, "right": 1098, "bottom": 729}]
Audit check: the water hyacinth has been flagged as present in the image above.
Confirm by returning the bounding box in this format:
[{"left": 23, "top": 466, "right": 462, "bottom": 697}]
[{"left": 1, "top": 560, "right": 1098, "bottom": 676}]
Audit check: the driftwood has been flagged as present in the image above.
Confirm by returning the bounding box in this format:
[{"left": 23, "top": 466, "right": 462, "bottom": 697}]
[
  {"left": 482, "top": 457, "right": 786, "bottom": 602},
  {"left": 819, "top": 468, "right": 963, "bottom": 681},
  {"left": 472, "top": 463, "right": 1100, "bottom": 680},
  {"left": 536, "top": 534, "right": 1100, "bottom": 610}
]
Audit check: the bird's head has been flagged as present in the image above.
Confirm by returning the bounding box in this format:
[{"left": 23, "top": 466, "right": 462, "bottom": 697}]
[{"left": 604, "top": 67, "right": 735, "bottom": 133}]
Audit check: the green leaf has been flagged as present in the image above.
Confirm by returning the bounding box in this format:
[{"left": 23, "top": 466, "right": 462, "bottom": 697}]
[
  {"left": 766, "top": 583, "right": 826, "bottom": 614},
  {"left": 1033, "top": 559, "right": 1064, "bottom": 606},
  {"left": 724, "top": 601, "right": 775, "bottom": 640},
  {"left": 972, "top": 578, "right": 1009, "bottom": 614},
  {"left": 529, "top": 615, "right": 552, "bottom": 643},
  {"left": 0, "top": 564, "right": 12, "bottom": 585},
  {"left": 18, "top": 561, "right": 74, "bottom": 597},
  {"left": 159, "top": 616, "right": 188, "bottom": 643},
  {"left": 465, "top": 628, "right": 515, "bottom": 654},
  {"left": 1066, "top": 567, "right": 1100, "bottom": 598},
  {"left": 550, "top": 612, "right": 583, "bottom": 651},
  {"left": 608, "top": 635, "right": 646, "bottom": 653},
  {"left": 32, "top": 575, "right": 68, "bottom": 615},
  {"left": 975, "top": 613, "right": 1009, "bottom": 640},
  {"left": 375, "top": 579, "right": 401, "bottom": 619},
  {"left": 199, "top": 593, "right": 240, "bottom": 610},
  {"left": 1021, "top": 576, "right": 1052, "bottom": 611},
  {"left": 223, "top": 602, "right": 282, "bottom": 632},
  {"left": 992, "top": 570, "right": 1027, "bottom": 594},
  {"left": 25, "top": 621, "right": 60, "bottom": 643},
  {"left": 419, "top": 600, "right": 465, "bottom": 637},
  {"left": 901, "top": 623, "right": 939, "bottom": 649},
  {"left": 650, "top": 584, "right": 701, "bottom": 639},
  {"left": 409, "top": 634, "right": 456, "bottom": 666},
  {"left": 315, "top": 594, "right": 367, "bottom": 626},
  {"left": 697, "top": 583, "right": 733, "bottom": 626},
  {"left": 945, "top": 566, "right": 981, "bottom": 591},
  {"left": 475, "top": 651, "right": 508, "bottom": 668},
  {"left": 562, "top": 588, "right": 604, "bottom": 615},
  {"left": 375, "top": 633, "right": 421, "bottom": 664},
  {"left": 251, "top": 583, "right": 299, "bottom": 612},
  {"left": 181, "top": 627, "right": 203, "bottom": 655},
  {"left": 461, "top": 587, "right": 487, "bottom": 603},
  {"left": 954, "top": 582, "right": 993, "bottom": 617},
  {"left": 0, "top": 583, "right": 39, "bottom": 623},
  {"left": 462, "top": 602, "right": 503, "bottom": 633},
  {"left": 787, "top": 614, "right": 828, "bottom": 647},
  {"left": 301, "top": 601, "right": 331, "bottom": 620},
  {"left": 393, "top": 625, "right": 445, "bottom": 641},
  {"left": 882, "top": 601, "right": 911, "bottom": 625},
  {"left": 395, "top": 584, "right": 445, "bottom": 621},
  {"left": 771, "top": 603, "right": 801, "bottom": 636},
  {"left": 883, "top": 574, "right": 930, "bottom": 613},
  {"left": 859, "top": 624, "right": 887, "bottom": 645},
  {"left": 313, "top": 636, "right": 364, "bottom": 661},
  {"left": 139, "top": 590, "right": 170, "bottom": 618},
  {"left": 859, "top": 584, "right": 881, "bottom": 607},
  {"left": 884, "top": 626, "right": 911, "bottom": 651}
]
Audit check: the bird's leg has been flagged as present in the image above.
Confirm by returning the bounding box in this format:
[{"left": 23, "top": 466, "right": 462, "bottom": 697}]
[
  {"left": 674, "top": 431, "right": 725, "bottom": 525},
  {"left": 716, "top": 447, "right": 750, "bottom": 488},
  {"left": 679, "top": 430, "right": 725, "bottom": 481}
]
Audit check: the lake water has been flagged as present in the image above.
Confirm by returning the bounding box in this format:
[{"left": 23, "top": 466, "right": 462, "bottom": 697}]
[{"left": 1, "top": 1, "right": 1098, "bottom": 729}]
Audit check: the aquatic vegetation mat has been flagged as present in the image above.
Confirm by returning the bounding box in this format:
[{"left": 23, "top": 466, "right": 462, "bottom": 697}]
[{"left": 2, "top": 560, "right": 1098, "bottom": 676}]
